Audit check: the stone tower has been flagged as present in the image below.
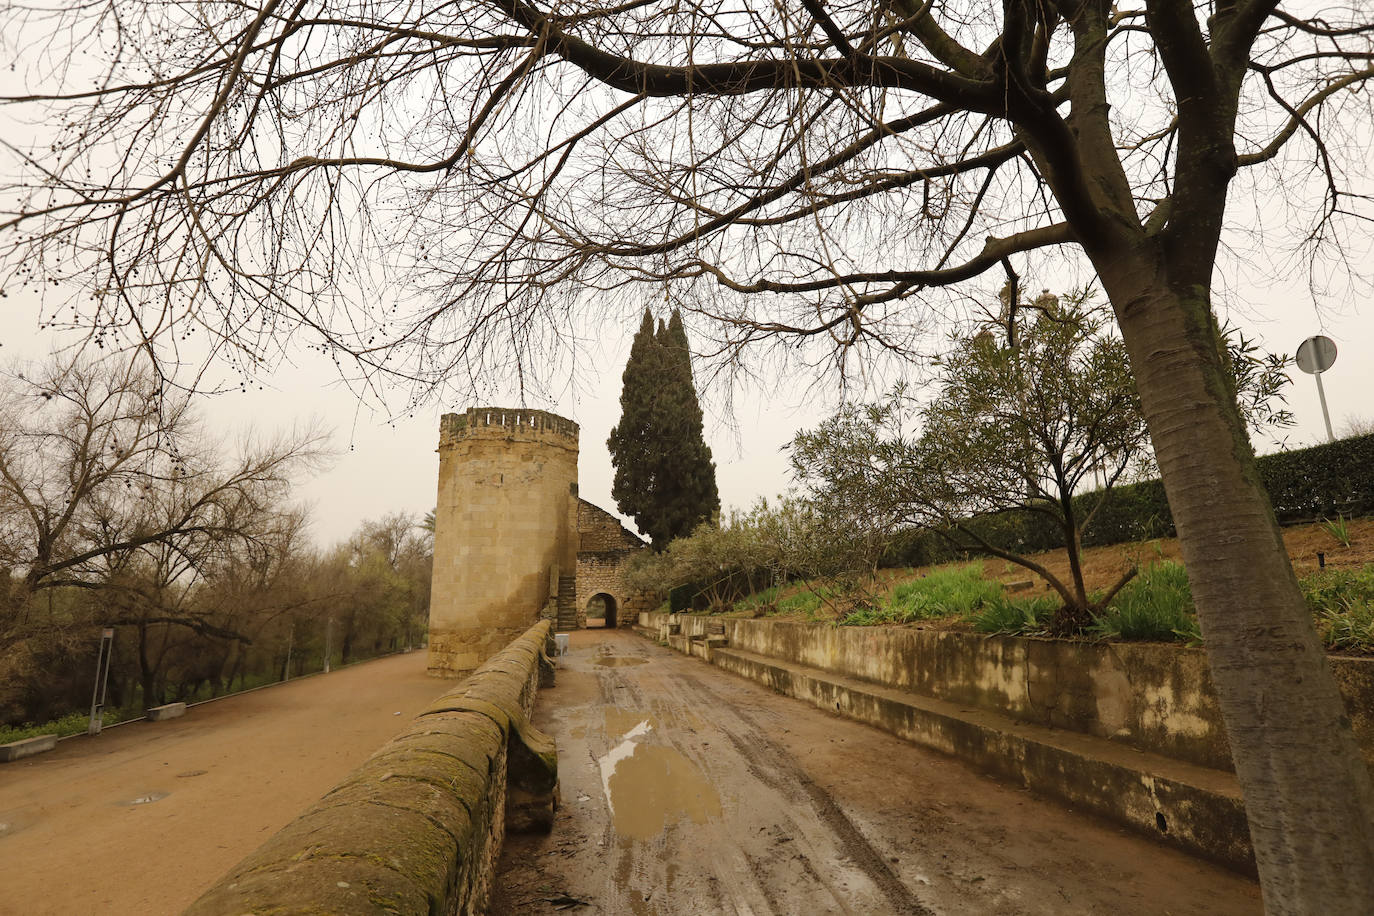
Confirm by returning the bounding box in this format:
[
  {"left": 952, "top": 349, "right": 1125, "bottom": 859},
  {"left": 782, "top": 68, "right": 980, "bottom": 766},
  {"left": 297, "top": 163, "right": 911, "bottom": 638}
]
[{"left": 428, "top": 407, "right": 579, "bottom": 677}]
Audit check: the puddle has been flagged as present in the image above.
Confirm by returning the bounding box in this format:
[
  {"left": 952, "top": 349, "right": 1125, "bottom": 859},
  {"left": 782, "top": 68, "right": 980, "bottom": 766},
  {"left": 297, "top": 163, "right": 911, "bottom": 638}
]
[
  {"left": 596, "top": 721, "right": 722, "bottom": 841},
  {"left": 604, "top": 708, "right": 659, "bottom": 742},
  {"left": 119, "top": 791, "right": 169, "bottom": 806},
  {"left": 595, "top": 656, "right": 649, "bottom": 668}
]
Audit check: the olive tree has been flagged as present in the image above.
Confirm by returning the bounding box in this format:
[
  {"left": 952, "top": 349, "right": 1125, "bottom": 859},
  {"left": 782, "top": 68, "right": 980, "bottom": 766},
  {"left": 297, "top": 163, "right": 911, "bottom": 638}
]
[
  {"left": 5, "top": 0, "right": 1374, "bottom": 906},
  {"left": 792, "top": 291, "right": 1291, "bottom": 633}
]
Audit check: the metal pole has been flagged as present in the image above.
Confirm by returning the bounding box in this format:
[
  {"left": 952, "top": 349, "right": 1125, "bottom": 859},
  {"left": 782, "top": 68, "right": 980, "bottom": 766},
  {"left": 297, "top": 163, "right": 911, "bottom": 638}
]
[
  {"left": 284, "top": 622, "right": 293, "bottom": 682},
  {"left": 1315, "top": 370, "right": 1336, "bottom": 442},
  {"left": 88, "top": 627, "right": 115, "bottom": 736}
]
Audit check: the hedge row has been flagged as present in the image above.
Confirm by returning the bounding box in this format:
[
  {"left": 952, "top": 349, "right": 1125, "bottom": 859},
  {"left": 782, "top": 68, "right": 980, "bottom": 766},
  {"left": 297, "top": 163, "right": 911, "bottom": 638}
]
[{"left": 882, "top": 433, "right": 1374, "bottom": 568}]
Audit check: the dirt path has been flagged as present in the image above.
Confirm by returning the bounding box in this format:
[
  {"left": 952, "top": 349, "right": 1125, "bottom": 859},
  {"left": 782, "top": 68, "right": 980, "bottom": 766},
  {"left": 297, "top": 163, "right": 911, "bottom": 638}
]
[
  {"left": 0, "top": 651, "right": 445, "bottom": 916},
  {"left": 492, "top": 630, "right": 1261, "bottom": 916}
]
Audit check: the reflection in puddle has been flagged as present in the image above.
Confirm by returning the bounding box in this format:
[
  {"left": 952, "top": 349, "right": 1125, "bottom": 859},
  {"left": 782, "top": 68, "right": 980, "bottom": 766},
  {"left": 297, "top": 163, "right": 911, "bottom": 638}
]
[
  {"left": 604, "top": 708, "right": 658, "bottom": 742},
  {"left": 596, "top": 721, "right": 722, "bottom": 841},
  {"left": 595, "top": 656, "right": 649, "bottom": 668},
  {"left": 119, "top": 791, "right": 169, "bottom": 806},
  {"left": 599, "top": 719, "right": 653, "bottom": 816}
]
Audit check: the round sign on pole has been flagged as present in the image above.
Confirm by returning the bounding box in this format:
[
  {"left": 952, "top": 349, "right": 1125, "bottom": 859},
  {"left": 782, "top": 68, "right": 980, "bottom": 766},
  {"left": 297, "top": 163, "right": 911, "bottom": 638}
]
[{"left": 1296, "top": 335, "right": 1337, "bottom": 374}]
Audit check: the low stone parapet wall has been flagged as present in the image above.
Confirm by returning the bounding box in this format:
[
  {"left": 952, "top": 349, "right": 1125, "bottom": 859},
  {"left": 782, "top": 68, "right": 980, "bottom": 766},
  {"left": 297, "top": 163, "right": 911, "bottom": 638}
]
[
  {"left": 640, "top": 612, "right": 1374, "bottom": 772},
  {"left": 0, "top": 734, "right": 57, "bottom": 762},
  {"left": 186, "top": 619, "right": 558, "bottom": 916}
]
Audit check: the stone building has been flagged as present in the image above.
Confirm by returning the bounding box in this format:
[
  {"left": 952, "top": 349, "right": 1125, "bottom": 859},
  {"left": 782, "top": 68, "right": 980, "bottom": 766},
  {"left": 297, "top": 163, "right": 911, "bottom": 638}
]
[
  {"left": 428, "top": 407, "right": 651, "bottom": 677},
  {"left": 571, "top": 499, "right": 656, "bottom": 631}
]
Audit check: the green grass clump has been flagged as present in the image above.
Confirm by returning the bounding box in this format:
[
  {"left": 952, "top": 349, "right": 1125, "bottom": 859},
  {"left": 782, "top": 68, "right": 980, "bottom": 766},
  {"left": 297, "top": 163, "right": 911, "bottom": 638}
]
[
  {"left": 1092, "top": 561, "right": 1199, "bottom": 642},
  {"left": 840, "top": 563, "right": 1004, "bottom": 626},
  {"left": 889, "top": 563, "right": 1004, "bottom": 617},
  {"left": 0, "top": 706, "right": 137, "bottom": 745},
  {"left": 732, "top": 585, "right": 781, "bottom": 615},
  {"left": 1302, "top": 566, "right": 1374, "bottom": 653},
  {"left": 967, "top": 594, "right": 1058, "bottom": 634},
  {"left": 1321, "top": 514, "right": 1353, "bottom": 548},
  {"left": 0, "top": 711, "right": 88, "bottom": 744},
  {"left": 776, "top": 586, "right": 829, "bottom": 618}
]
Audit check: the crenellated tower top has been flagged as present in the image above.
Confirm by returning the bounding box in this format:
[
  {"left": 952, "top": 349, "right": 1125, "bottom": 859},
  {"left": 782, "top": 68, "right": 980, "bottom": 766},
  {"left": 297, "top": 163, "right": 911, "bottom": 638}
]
[{"left": 438, "top": 407, "right": 579, "bottom": 450}]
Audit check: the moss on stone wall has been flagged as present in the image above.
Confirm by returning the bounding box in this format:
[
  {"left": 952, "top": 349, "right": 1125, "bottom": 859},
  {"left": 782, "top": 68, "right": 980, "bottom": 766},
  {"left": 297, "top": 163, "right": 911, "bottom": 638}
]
[{"left": 186, "top": 620, "right": 557, "bottom": 916}]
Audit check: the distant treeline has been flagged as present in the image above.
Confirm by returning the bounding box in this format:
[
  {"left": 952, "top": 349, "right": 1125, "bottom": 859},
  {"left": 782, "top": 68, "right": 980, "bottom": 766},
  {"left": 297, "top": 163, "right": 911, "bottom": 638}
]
[{"left": 2, "top": 511, "right": 432, "bottom": 730}]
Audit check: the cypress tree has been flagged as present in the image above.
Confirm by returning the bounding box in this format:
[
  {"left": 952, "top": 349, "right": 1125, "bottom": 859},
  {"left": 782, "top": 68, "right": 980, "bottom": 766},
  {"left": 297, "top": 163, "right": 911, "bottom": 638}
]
[
  {"left": 607, "top": 308, "right": 661, "bottom": 535},
  {"left": 607, "top": 308, "right": 719, "bottom": 550},
  {"left": 653, "top": 309, "right": 719, "bottom": 544}
]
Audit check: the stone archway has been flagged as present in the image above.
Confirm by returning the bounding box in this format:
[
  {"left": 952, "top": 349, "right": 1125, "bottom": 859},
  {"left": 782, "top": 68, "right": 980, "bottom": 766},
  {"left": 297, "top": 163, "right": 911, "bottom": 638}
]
[{"left": 585, "top": 593, "right": 619, "bottom": 629}]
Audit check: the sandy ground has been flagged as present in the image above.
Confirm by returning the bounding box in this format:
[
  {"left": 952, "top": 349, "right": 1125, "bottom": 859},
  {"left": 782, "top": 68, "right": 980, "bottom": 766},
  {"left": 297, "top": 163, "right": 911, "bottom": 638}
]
[
  {"left": 0, "top": 632, "right": 1264, "bottom": 916},
  {"left": 492, "top": 630, "right": 1262, "bottom": 916},
  {"left": 0, "top": 650, "right": 445, "bottom": 916}
]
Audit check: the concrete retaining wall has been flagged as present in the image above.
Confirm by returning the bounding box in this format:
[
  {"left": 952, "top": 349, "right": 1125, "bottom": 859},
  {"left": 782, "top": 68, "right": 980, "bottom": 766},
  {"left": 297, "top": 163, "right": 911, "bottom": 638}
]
[
  {"left": 642, "top": 613, "right": 1374, "bottom": 772},
  {"left": 186, "top": 620, "right": 558, "bottom": 916}
]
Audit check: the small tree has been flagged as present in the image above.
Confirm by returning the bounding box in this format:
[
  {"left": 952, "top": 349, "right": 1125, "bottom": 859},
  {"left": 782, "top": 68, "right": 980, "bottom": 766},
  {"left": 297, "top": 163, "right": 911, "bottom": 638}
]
[
  {"left": 792, "top": 292, "right": 1290, "bottom": 633},
  {"left": 608, "top": 308, "right": 719, "bottom": 549}
]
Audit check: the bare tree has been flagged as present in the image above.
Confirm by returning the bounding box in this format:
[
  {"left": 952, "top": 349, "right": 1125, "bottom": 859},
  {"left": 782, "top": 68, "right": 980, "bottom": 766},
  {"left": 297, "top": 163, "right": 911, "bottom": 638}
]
[
  {"left": 0, "top": 354, "right": 329, "bottom": 661},
  {"left": 4, "top": 0, "right": 1374, "bottom": 906}
]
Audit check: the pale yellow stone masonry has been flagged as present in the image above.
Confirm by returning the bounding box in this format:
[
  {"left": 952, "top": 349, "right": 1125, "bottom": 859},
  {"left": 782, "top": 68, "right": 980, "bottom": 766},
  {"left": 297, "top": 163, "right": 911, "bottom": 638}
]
[{"left": 428, "top": 407, "right": 579, "bottom": 677}]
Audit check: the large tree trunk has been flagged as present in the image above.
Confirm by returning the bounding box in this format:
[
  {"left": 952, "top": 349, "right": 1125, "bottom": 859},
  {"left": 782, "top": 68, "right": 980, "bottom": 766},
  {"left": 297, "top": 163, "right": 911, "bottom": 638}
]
[{"left": 1102, "top": 256, "right": 1374, "bottom": 910}]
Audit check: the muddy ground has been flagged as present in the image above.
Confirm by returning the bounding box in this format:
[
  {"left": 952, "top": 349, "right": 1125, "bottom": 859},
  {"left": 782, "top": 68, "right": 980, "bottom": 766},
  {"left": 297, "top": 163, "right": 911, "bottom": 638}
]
[
  {"left": 492, "top": 629, "right": 1261, "bottom": 916},
  {"left": 0, "top": 651, "right": 443, "bottom": 916}
]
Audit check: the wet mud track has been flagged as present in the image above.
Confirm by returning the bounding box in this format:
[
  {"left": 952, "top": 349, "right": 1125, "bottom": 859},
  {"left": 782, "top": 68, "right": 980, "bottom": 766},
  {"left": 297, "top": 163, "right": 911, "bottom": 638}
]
[{"left": 492, "top": 630, "right": 1260, "bottom": 915}]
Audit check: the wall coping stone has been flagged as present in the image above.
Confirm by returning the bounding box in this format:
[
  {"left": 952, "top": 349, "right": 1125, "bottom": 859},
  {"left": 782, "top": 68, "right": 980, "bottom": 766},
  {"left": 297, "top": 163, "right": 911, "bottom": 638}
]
[{"left": 186, "top": 620, "right": 557, "bottom": 916}]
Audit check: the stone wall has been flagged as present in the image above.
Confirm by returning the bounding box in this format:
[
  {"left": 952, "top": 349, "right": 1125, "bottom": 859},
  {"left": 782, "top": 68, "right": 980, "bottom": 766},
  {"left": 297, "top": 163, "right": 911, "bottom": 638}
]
[
  {"left": 640, "top": 613, "right": 1374, "bottom": 773},
  {"left": 429, "top": 408, "right": 578, "bottom": 677},
  {"left": 573, "top": 499, "right": 653, "bottom": 628},
  {"left": 186, "top": 621, "right": 558, "bottom": 916}
]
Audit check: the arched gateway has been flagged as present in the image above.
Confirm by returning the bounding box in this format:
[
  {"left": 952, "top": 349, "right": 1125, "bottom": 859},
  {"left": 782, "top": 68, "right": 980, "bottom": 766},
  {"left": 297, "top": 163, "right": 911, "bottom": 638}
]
[{"left": 585, "top": 593, "right": 619, "bottom": 629}]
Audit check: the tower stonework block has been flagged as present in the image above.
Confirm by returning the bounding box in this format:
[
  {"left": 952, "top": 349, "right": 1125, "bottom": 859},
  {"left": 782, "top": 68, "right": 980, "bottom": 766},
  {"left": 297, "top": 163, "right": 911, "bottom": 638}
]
[{"left": 428, "top": 408, "right": 579, "bottom": 677}]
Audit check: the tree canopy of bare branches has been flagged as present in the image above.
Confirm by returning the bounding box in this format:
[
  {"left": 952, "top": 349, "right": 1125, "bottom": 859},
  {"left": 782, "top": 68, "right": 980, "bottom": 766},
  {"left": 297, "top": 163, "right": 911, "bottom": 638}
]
[
  {"left": 0, "top": 354, "right": 328, "bottom": 656},
  {"left": 4, "top": 0, "right": 1374, "bottom": 908}
]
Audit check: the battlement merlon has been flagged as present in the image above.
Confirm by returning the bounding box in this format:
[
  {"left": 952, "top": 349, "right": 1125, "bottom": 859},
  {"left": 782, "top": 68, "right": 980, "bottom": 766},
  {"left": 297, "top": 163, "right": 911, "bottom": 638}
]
[{"left": 438, "top": 407, "right": 580, "bottom": 450}]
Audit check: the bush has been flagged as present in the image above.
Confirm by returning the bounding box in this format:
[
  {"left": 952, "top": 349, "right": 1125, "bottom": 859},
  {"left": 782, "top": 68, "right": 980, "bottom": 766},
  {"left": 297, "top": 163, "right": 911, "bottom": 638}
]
[
  {"left": 1092, "top": 561, "right": 1200, "bottom": 642},
  {"left": 1262, "top": 433, "right": 1374, "bottom": 522}
]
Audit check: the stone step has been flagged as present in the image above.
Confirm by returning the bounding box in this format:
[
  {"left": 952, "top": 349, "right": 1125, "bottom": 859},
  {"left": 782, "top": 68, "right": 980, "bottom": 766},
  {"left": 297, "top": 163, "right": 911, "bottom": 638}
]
[
  {"left": 555, "top": 574, "right": 578, "bottom": 628},
  {"left": 651, "top": 637, "right": 1253, "bottom": 875}
]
